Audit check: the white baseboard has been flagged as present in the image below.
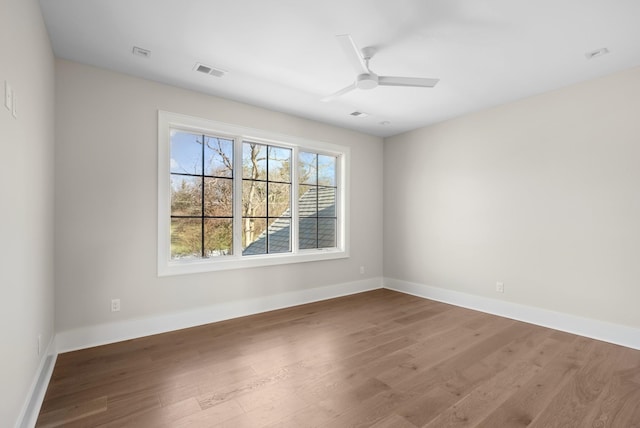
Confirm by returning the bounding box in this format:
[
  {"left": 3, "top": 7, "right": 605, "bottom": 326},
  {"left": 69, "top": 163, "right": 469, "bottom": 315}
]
[
  {"left": 16, "top": 337, "right": 57, "bottom": 428},
  {"left": 384, "top": 277, "right": 640, "bottom": 350},
  {"left": 56, "top": 277, "right": 383, "bottom": 353}
]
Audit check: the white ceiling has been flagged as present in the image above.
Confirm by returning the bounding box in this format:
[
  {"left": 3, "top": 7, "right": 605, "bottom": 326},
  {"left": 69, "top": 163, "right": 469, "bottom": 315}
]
[{"left": 39, "top": 0, "right": 640, "bottom": 137}]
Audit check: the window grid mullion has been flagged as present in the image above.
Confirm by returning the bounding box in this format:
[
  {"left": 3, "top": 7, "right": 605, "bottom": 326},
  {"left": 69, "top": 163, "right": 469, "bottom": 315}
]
[
  {"left": 266, "top": 147, "right": 270, "bottom": 253},
  {"left": 172, "top": 172, "right": 230, "bottom": 180},
  {"left": 200, "top": 134, "right": 206, "bottom": 258},
  {"left": 315, "top": 155, "right": 320, "bottom": 248},
  {"left": 291, "top": 146, "right": 299, "bottom": 253},
  {"left": 233, "top": 136, "right": 243, "bottom": 258}
]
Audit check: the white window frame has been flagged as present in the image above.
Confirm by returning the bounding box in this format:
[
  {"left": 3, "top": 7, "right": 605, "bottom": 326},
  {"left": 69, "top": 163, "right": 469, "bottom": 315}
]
[{"left": 158, "top": 111, "right": 350, "bottom": 276}]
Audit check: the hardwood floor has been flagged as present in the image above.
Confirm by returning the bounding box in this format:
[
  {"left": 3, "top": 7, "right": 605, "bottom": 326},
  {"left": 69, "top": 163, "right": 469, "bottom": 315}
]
[{"left": 36, "top": 289, "right": 640, "bottom": 427}]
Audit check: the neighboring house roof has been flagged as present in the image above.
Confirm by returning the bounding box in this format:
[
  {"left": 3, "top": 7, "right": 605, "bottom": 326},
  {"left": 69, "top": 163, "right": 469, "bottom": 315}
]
[{"left": 242, "top": 186, "right": 336, "bottom": 255}]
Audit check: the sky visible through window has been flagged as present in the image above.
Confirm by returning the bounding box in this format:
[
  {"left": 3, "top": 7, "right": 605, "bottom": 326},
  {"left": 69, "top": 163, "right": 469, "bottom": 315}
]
[
  {"left": 299, "top": 151, "right": 336, "bottom": 186},
  {"left": 170, "top": 130, "right": 233, "bottom": 180}
]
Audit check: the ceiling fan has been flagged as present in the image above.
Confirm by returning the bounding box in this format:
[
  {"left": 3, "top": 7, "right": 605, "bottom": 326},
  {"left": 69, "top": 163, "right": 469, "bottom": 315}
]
[{"left": 322, "top": 34, "right": 439, "bottom": 102}]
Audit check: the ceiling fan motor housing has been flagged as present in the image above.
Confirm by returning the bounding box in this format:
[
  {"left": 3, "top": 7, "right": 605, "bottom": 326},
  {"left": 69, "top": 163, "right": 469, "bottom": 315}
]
[{"left": 356, "top": 73, "right": 379, "bottom": 89}]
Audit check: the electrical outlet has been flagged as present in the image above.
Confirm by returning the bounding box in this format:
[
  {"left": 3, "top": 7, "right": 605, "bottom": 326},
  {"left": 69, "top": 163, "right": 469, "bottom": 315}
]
[
  {"left": 111, "top": 298, "right": 121, "bottom": 312},
  {"left": 496, "top": 282, "right": 504, "bottom": 293},
  {"left": 359, "top": 266, "right": 365, "bottom": 274}
]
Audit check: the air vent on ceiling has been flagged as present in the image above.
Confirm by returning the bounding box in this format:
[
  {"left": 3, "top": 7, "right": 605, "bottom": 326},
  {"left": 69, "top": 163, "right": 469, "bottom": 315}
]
[
  {"left": 350, "top": 111, "right": 368, "bottom": 117},
  {"left": 132, "top": 46, "right": 151, "bottom": 58},
  {"left": 194, "top": 63, "right": 226, "bottom": 77},
  {"left": 585, "top": 47, "right": 609, "bottom": 60}
]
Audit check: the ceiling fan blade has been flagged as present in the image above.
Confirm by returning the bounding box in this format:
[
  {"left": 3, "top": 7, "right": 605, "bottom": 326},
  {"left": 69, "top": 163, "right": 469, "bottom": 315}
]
[
  {"left": 321, "top": 82, "right": 357, "bottom": 102},
  {"left": 378, "top": 76, "right": 440, "bottom": 88},
  {"left": 336, "top": 34, "right": 369, "bottom": 75}
]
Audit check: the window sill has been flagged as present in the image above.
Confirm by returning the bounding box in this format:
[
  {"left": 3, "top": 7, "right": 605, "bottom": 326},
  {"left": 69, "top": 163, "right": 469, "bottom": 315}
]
[{"left": 158, "top": 248, "right": 349, "bottom": 276}]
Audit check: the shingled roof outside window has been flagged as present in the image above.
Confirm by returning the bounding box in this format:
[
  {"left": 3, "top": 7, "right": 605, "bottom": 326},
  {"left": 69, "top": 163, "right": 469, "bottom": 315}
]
[{"left": 243, "top": 186, "right": 336, "bottom": 255}]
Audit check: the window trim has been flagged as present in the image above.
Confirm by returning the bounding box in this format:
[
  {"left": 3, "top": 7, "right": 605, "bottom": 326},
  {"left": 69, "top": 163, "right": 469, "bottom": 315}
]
[{"left": 158, "top": 111, "right": 350, "bottom": 276}]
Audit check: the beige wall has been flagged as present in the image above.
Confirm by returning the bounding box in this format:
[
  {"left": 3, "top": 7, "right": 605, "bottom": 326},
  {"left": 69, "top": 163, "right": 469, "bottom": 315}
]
[
  {"left": 54, "top": 59, "right": 384, "bottom": 333},
  {"left": 0, "top": 0, "right": 55, "bottom": 424},
  {"left": 8, "top": 5, "right": 638, "bottom": 420},
  {"left": 384, "top": 66, "right": 640, "bottom": 328}
]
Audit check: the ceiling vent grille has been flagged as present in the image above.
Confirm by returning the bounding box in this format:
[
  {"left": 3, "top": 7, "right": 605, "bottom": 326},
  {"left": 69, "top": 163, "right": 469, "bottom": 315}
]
[
  {"left": 132, "top": 46, "right": 151, "bottom": 58},
  {"left": 585, "top": 48, "right": 609, "bottom": 59},
  {"left": 194, "top": 63, "right": 226, "bottom": 77}
]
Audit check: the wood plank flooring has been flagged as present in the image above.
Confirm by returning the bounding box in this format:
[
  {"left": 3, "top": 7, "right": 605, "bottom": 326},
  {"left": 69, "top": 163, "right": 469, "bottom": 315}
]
[{"left": 36, "top": 289, "right": 640, "bottom": 427}]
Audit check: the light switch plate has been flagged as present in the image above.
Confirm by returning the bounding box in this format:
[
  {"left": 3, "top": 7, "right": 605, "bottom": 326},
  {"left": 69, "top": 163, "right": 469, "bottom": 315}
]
[{"left": 4, "top": 81, "right": 13, "bottom": 111}]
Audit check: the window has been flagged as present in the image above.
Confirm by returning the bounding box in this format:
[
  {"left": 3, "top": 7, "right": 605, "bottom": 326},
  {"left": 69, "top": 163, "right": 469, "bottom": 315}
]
[
  {"left": 170, "top": 131, "right": 233, "bottom": 259},
  {"left": 299, "top": 152, "right": 337, "bottom": 250},
  {"left": 241, "top": 142, "right": 292, "bottom": 255},
  {"left": 158, "top": 111, "right": 349, "bottom": 275}
]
